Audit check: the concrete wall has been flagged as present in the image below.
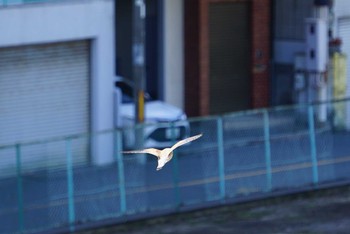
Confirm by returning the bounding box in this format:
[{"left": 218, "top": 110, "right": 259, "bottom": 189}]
[
  {"left": 274, "top": 41, "right": 305, "bottom": 64},
  {"left": 0, "top": 0, "right": 115, "bottom": 165}
]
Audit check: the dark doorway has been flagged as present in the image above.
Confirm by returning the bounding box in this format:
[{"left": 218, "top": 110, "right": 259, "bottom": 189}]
[{"left": 208, "top": 1, "right": 251, "bottom": 114}]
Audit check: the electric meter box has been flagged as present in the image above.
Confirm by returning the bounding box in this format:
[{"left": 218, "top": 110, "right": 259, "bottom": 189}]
[{"left": 305, "top": 18, "right": 328, "bottom": 72}]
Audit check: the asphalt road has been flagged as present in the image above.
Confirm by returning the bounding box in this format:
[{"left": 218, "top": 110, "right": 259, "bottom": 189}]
[{"left": 76, "top": 185, "right": 350, "bottom": 234}]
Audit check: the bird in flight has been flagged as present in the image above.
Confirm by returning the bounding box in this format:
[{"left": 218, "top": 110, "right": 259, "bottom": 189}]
[{"left": 122, "top": 133, "right": 203, "bottom": 171}]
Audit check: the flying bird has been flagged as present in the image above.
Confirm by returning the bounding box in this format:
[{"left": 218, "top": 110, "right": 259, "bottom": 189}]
[{"left": 122, "top": 133, "right": 203, "bottom": 171}]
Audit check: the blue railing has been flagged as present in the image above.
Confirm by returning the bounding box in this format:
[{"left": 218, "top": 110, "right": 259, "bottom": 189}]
[
  {"left": 0, "top": 0, "right": 60, "bottom": 7},
  {"left": 1, "top": 99, "right": 350, "bottom": 233}
]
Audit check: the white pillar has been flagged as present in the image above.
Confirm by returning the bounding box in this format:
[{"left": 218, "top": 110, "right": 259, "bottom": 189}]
[{"left": 163, "top": 0, "right": 184, "bottom": 109}]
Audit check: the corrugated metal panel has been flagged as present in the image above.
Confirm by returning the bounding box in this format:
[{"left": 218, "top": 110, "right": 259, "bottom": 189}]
[
  {"left": 274, "top": 0, "right": 313, "bottom": 40},
  {"left": 209, "top": 2, "right": 251, "bottom": 114},
  {"left": 0, "top": 41, "right": 90, "bottom": 168}
]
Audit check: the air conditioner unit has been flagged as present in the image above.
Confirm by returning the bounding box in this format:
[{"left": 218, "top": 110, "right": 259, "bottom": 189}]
[{"left": 305, "top": 18, "right": 328, "bottom": 72}]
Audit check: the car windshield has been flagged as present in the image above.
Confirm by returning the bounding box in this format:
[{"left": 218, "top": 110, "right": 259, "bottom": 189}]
[{"left": 115, "top": 80, "right": 151, "bottom": 103}]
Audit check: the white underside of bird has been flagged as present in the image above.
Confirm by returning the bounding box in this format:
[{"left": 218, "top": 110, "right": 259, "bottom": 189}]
[{"left": 122, "top": 133, "right": 203, "bottom": 171}]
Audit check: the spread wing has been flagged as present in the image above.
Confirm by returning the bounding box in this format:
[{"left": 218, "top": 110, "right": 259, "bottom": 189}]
[
  {"left": 170, "top": 133, "right": 203, "bottom": 151},
  {"left": 122, "top": 148, "right": 161, "bottom": 158}
]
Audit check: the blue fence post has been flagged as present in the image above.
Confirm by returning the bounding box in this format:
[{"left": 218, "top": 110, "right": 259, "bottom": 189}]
[
  {"left": 66, "top": 138, "right": 75, "bottom": 232},
  {"left": 115, "top": 130, "right": 127, "bottom": 215},
  {"left": 16, "top": 144, "right": 24, "bottom": 233},
  {"left": 263, "top": 110, "right": 272, "bottom": 192},
  {"left": 217, "top": 117, "right": 226, "bottom": 200},
  {"left": 170, "top": 122, "right": 181, "bottom": 208},
  {"left": 308, "top": 105, "right": 319, "bottom": 185}
]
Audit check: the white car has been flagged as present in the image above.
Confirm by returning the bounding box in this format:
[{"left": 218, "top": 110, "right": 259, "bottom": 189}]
[{"left": 114, "top": 78, "right": 190, "bottom": 149}]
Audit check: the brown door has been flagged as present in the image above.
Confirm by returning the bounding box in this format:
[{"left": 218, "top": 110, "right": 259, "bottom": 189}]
[{"left": 209, "top": 1, "right": 251, "bottom": 114}]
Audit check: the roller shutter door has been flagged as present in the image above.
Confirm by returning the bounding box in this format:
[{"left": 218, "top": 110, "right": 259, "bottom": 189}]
[
  {"left": 209, "top": 2, "right": 251, "bottom": 114},
  {"left": 0, "top": 41, "right": 90, "bottom": 168}
]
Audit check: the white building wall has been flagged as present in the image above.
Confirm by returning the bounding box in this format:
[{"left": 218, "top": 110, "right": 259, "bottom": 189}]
[
  {"left": 0, "top": 0, "right": 115, "bottom": 165},
  {"left": 332, "top": 0, "right": 350, "bottom": 41},
  {"left": 333, "top": 0, "right": 350, "bottom": 24},
  {"left": 163, "top": 0, "right": 184, "bottom": 109}
]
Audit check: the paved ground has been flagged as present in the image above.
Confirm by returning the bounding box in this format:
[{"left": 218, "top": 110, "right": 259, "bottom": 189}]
[{"left": 76, "top": 185, "right": 350, "bottom": 234}]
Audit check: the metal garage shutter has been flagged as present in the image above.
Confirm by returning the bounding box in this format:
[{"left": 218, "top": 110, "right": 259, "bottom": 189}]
[
  {"left": 338, "top": 18, "right": 350, "bottom": 128},
  {"left": 0, "top": 41, "right": 90, "bottom": 169},
  {"left": 209, "top": 2, "right": 251, "bottom": 115}
]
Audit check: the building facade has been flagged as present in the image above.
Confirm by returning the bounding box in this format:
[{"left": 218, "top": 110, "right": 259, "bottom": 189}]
[
  {"left": 184, "top": 0, "right": 271, "bottom": 116},
  {"left": 0, "top": 0, "right": 115, "bottom": 166},
  {"left": 0, "top": 0, "right": 187, "bottom": 170}
]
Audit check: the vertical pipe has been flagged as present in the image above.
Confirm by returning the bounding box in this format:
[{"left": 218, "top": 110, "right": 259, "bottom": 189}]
[
  {"left": 308, "top": 105, "right": 319, "bottom": 185},
  {"left": 133, "top": 0, "right": 146, "bottom": 126},
  {"left": 170, "top": 122, "right": 180, "bottom": 208},
  {"left": 66, "top": 139, "right": 75, "bottom": 232},
  {"left": 217, "top": 117, "right": 226, "bottom": 200},
  {"left": 16, "top": 144, "right": 24, "bottom": 233},
  {"left": 115, "top": 130, "right": 126, "bottom": 215},
  {"left": 263, "top": 110, "right": 272, "bottom": 192}
]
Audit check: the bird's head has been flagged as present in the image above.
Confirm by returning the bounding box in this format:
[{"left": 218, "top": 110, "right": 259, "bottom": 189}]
[
  {"left": 156, "top": 158, "right": 166, "bottom": 171},
  {"left": 156, "top": 148, "right": 173, "bottom": 171},
  {"left": 156, "top": 166, "right": 163, "bottom": 171}
]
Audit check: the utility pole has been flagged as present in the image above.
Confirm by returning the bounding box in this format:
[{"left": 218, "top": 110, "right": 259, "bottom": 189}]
[{"left": 133, "top": 0, "right": 146, "bottom": 160}]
